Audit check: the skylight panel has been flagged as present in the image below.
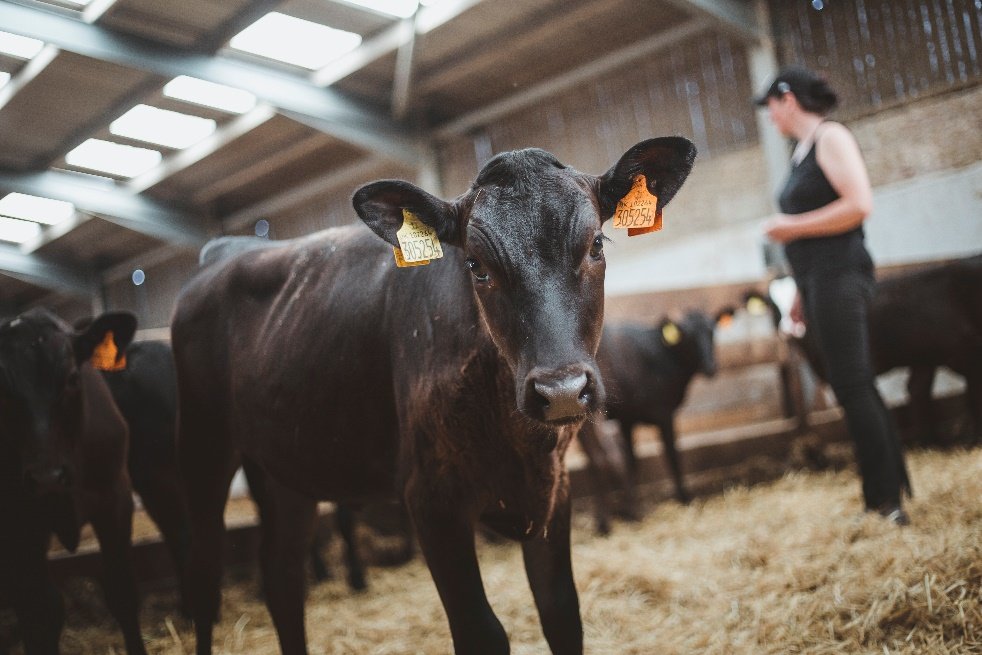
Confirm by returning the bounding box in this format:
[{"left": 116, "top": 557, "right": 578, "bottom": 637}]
[
  {"left": 163, "top": 76, "right": 257, "bottom": 114},
  {"left": 111, "top": 104, "right": 217, "bottom": 149},
  {"left": 0, "top": 216, "right": 42, "bottom": 244},
  {"left": 340, "top": 0, "right": 421, "bottom": 18},
  {"left": 340, "top": 0, "right": 443, "bottom": 15},
  {"left": 0, "top": 193, "right": 74, "bottom": 226},
  {"left": 229, "top": 13, "right": 362, "bottom": 70},
  {"left": 66, "top": 139, "right": 162, "bottom": 178},
  {"left": 0, "top": 31, "right": 45, "bottom": 60}
]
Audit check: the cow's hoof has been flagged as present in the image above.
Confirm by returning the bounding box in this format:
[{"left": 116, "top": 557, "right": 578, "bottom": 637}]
[{"left": 874, "top": 505, "right": 910, "bottom": 527}]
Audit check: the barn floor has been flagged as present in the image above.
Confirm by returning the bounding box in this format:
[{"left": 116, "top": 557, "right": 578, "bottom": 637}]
[{"left": 7, "top": 446, "right": 981, "bottom": 655}]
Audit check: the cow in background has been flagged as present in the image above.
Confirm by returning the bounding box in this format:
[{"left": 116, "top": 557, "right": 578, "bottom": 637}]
[
  {"left": 88, "top": 337, "right": 193, "bottom": 615},
  {"left": 86, "top": 319, "right": 372, "bottom": 607},
  {"left": 172, "top": 137, "right": 696, "bottom": 654},
  {"left": 0, "top": 309, "right": 147, "bottom": 655},
  {"left": 747, "top": 253, "right": 982, "bottom": 444},
  {"left": 577, "top": 309, "right": 731, "bottom": 533}
]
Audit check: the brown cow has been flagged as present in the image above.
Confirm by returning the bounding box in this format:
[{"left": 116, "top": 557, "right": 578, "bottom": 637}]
[
  {"left": 172, "top": 137, "right": 696, "bottom": 654},
  {"left": 0, "top": 309, "right": 147, "bottom": 655}
]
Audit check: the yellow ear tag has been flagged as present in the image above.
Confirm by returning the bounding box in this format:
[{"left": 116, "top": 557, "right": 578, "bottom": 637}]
[
  {"left": 662, "top": 322, "right": 681, "bottom": 346},
  {"left": 91, "top": 331, "right": 126, "bottom": 371},
  {"left": 746, "top": 296, "right": 768, "bottom": 316},
  {"left": 613, "top": 174, "right": 662, "bottom": 236},
  {"left": 395, "top": 208, "right": 443, "bottom": 266},
  {"left": 717, "top": 313, "right": 734, "bottom": 329}
]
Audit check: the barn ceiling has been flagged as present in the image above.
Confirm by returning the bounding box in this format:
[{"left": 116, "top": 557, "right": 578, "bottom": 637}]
[{"left": 0, "top": 0, "right": 760, "bottom": 312}]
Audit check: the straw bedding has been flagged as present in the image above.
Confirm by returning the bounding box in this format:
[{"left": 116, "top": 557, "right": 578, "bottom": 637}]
[{"left": 8, "top": 446, "right": 981, "bottom": 654}]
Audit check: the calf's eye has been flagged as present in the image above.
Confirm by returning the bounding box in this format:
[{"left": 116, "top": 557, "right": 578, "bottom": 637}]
[
  {"left": 465, "top": 258, "right": 490, "bottom": 283},
  {"left": 589, "top": 235, "right": 605, "bottom": 261}
]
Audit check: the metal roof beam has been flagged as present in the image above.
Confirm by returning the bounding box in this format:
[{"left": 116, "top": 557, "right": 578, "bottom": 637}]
[
  {"left": 0, "top": 245, "right": 97, "bottom": 297},
  {"left": 0, "top": 169, "right": 212, "bottom": 247},
  {"left": 660, "top": 0, "right": 762, "bottom": 43},
  {"left": 0, "top": 44, "right": 59, "bottom": 113},
  {"left": 436, "top": 19, "right": 710, "bottom": 139},
  {"left": 126, "top": 103, "right": 277, "bottom": 193},
  {"left": 0, "top": 2, "right": 424, "bottom": 166},
  {"left": 311, "top": 0, "right": 486, "bottom": 87}
]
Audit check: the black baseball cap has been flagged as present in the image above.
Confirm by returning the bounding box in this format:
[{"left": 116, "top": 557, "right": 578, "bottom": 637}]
[{"left": 754, "top": 66, "right": 821, "bottom": 106}]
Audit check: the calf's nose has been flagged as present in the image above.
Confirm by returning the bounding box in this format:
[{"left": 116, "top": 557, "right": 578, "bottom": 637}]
[{"left": 526, "top": 370, "right": 594, "bottom": 422}]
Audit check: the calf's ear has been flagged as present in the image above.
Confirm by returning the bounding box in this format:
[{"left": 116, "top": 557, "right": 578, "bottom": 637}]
[
  {"left": 73, "top": 312, "right": 137, "bottom": 367},
  {"left": 353, "top": 180, "right": 461, "bottom": 248},
  {"left": 597, "top": 137, "right": 697, "bottom": 221},
  {"left": 715, "top": 306, "right": 736, "bottom": 329}
]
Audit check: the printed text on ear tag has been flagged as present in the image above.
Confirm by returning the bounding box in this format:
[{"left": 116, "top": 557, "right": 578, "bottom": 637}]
[
  {"left": 92, "top": 331, "right": 127, "bottom": 371},
  {"left": 613, "top": 174, "right": 661, "bottom": 236},
  {"left": 396, "top": 208, "right": 444, "bottom": 265},
  {"left": 393, "top": 247, "right": 429, "bottom": 267}
]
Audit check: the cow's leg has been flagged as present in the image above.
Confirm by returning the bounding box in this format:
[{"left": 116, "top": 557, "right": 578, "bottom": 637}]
[
  {"left": 657, "top": 417, "right": 690, "bottom": 504},
  {"left": 257, "top": 475, "right": 318, "bottom": 655},
  {"left": 179, "top": 408, "right": 236, "bottom": 655},
  {"left": 335, "top": 503, "right": 367, "bottom": 591},
  {"left": 906, "top": 366, "right": 938, "bottom": 444},
  {"left": 522, "top": 482, "right": 582, "bottom": 655},
  {"left": 575, "top": 421, "right": 612, "bottom": 535},
  {"left": 308, "top": 528, "right": 332, "bottom": 583},
  {"left": 133, "top": 471, "right": 191, "bottom": 616},
  {"left": 408, "top": 490, "right": 507, "bottom": 655},
  {"left": 965, "top": 368, "right": 982, "bottom": 444},
  {"left": 2, "top": 541, "right": 63, "bottom": 655},
  {"left": 614, "top": 421, "right": 640, "bottom": 520},
  {"left": 90, "top": 482, "right": 148, "bottom": 655}
]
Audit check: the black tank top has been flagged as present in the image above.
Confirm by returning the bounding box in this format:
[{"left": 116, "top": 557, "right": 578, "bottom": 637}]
[{"left": 778, "top": 129, "right": 868, "bottom": 276}]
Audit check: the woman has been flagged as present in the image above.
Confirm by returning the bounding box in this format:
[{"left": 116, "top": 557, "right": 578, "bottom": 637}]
[{"left": 757, "top": 66, "right": 912, "bottom": 525}]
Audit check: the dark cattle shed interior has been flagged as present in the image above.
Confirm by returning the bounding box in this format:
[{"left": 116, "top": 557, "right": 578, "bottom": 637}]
[{"left": 0, "top": 0, "right": 980, "bottom": 653}]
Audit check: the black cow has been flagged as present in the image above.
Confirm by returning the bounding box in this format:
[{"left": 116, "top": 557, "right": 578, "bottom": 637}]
[
  {"left": 93, "top": 339, "right": 193, "bottom": 615},
  {"left": 750, "top": 253, "right": 982, "bottom": 444},
  {"left": 577, "top": 310, "right": 727, "bottom": 533},
  {"left": 171, "top": 138, "right": 696, "bottom": 654},
  {"left": 0, "top": 309, "right": 147, "bottom": 655},
  {"left": 200, "top": 238, "right": 380, "bottom": 592},
  {"left": 95, "top": 334, "right": 369, "bottom": 604}
]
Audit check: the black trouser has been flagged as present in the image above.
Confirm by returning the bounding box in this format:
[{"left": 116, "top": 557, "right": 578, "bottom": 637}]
[{"left": 797, "top": 264, "right": 911, "bottom": 510}]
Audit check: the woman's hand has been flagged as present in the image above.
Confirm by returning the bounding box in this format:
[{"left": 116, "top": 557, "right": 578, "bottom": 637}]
[
  {"left": 789, "top": 289, "right": 804, "bottom": 324},
  {"left": 763, "top": 214, "right": 800, "bottom": 243}
]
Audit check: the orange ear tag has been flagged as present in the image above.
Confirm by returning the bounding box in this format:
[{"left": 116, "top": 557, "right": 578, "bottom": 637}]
[
  {"left": 394, "top": 208, "right": 444, "bottom": 267},
  {"left": 91, "top": 331, "right": 126, "bottom": 371},
  {"left": 613, "top": 174, "right": 662, "bottom": 236}
]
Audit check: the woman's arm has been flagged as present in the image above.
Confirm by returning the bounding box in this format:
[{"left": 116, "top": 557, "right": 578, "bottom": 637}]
[{"left": 764, "top": 122, "right": 873, "bottom": 243}]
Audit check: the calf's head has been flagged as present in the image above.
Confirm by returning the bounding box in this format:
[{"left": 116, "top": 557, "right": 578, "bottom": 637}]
[
  {"left": 0, "top": 308, "right": 135, "bottom": 494},
  {"left": 355, "top": 138, "right": 695, "bottom": 426},
  {"left": 658, "top": 309, "right": 731, "bottom": 378}
]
